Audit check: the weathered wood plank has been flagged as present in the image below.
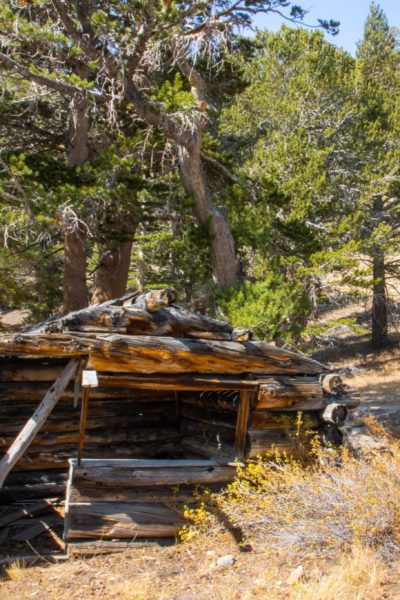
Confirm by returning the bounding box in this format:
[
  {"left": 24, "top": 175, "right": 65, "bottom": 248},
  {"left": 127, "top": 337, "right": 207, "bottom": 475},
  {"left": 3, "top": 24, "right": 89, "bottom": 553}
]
[
  {"left": 87, "top": 336, "right": 323, "bottom": 375},
  {"left": 0, "top": 499, "right": 55, "bottom": 527},
  {"left": 98, "top": 373, "right": 259, "bottom": 391},
  {"left": 67, "top": 538, "right": 174, "bottom": 555},
  {"left": 234, "top": 390, "right": 253, "bottom": 460},
  {"left": 68, "top": 482, "right": 223, "bottom": 503},
  {"left": 72, "top": 463, "right": 238, "bottom": 487},
  {"left": 257, "top": 377, "right": 324, "bottom": 409},
  {"left": 66, "top": 502, "right": 186, "bottom": 539}
]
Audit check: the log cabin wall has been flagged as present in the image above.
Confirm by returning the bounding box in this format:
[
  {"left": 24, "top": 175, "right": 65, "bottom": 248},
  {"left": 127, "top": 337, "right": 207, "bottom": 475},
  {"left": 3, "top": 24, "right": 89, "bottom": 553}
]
[
  {"left": 0, "top": 357, "right": 186, "bottom": 502},
  {"left": 180, "top": 391, "right": 239, "bottom": 460}
]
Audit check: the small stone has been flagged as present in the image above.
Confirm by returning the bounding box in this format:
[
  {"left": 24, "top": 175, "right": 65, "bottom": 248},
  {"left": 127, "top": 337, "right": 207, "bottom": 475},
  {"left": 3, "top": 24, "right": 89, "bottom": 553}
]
[
  {"left": 287, "top": 565, "right": 304, "bottom": 585},
  {"left": 216, "top": 554, "right": 236, "bottom": 568}
]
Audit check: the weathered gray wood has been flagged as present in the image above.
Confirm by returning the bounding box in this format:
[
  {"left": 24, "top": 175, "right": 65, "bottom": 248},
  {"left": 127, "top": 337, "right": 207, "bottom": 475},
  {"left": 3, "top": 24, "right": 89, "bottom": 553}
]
[
  {"left": 233, "top": 390, "right": 253, "bottom": 459},
  {"left": 71, "top": 462, "right": 238, "bottom": 487},
  {"left": 68, "top": 482, "right": 223, "bottom": 503},
  {"left": 321, "top": 373, "right": 343, "bottom": 394},
  {"left": 250, "top": 411, "right": 320, "bottom": 429},
  {"left": 320, "top": 403, "right": 348, "bottom": 425},
  {"left": 66, "top": 507, "right": 184, "bottom": 539},
  {"left": 98, "top": 373, "right": 259, "bottom": 391},
  {"left": 67, "top": 538, "right": 174, "bottom": 555},
  {"left": 0, "top": 332, "right": 323, "bottom": 374},
  {"left": 87, "top": 336, "right": 323, "bottom": 375},
  {"left": 0, "top": 499, "right": 54, "bottom": 527},
  {"left": 257, "top": 377, "right": 324, "bottom": 409},
  {"left": 12, "top": 514, "right": 61, "bottom": 541},
  {"left": 0, "top": 359, "right": 79, "bottom": 487}
]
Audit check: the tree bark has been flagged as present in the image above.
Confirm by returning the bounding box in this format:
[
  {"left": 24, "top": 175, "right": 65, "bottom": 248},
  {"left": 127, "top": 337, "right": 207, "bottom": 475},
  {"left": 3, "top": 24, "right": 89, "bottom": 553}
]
[
  {"left": 371, "top": 196, "right": 388, "bottom": 349},
  {"left": 177, "top": 143, "right": 237, "bottom": 287},
  {"left": 63, "top": 226, "right": 89, "bottom": 314},
  {"left": 63, "top": 94, "right": 90, "bottom": 314},
  {"left": 372, "top": 251, "right": 388, "bottom": 349},
  {"left": 92, "top": 238, "right": 134, "bottom": 304}
]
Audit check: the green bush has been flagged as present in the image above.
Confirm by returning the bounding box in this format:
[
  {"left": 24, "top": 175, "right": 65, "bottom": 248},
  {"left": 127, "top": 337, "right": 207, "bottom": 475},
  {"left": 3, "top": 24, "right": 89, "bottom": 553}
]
[{"left": 215, "top": 275, "right": 310, "bottom": 342}]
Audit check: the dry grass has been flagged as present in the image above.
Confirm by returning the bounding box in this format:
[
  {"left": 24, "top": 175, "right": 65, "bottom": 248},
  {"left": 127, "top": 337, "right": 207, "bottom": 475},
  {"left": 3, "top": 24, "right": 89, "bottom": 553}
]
[
  {"left": 4, "top": 561, "right": 26, "bottom": 582},
  {"left": 2, "top": 434, "right": 400, "bottom": 600},
  {"left": 290, "top": 544, "right": 389, "bottom": 600}
]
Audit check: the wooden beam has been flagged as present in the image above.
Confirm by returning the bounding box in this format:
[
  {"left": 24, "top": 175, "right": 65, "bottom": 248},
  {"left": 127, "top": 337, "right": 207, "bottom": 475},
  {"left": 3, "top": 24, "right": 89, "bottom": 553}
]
[
  {"left": 233, "top": 390, "right": 254, "bottom": 460},
  {"left": 0, "top": 358, "right": 79, "bottom": 487},
  {"left": 98, "top": 374, "right": 259, "bottom": 391},
  {"left": 77, "top": 387, "right": 90, "bottom": 466}
]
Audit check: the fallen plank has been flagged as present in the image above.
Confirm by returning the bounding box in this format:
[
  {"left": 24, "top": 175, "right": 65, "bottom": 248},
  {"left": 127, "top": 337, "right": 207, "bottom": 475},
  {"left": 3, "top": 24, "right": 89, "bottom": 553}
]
[
  {"left": 0, "top": 499, "right": 55, "bottom": 527},
  {"left": 12, "top": 514, "right": 61, "bottom": 541}
]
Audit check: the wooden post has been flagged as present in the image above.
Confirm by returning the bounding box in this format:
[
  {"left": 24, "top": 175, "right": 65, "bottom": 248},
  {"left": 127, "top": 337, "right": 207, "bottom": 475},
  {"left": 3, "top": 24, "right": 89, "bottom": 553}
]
[
  {"left": 233, "top": 390, "right": 253, "bottom": 460},
  {"left": 0, "top": 358, "right": 79, "bottom": 488},
  {"left": 77, "top": 370, "right": 98, "bottom": 465},
  {"left": 77, "top": 387, "right": 90, "bottom": 466}
]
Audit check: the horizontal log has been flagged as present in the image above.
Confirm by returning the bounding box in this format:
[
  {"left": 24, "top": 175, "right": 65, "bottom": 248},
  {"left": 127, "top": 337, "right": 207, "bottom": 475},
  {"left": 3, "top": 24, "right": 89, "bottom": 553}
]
[
  {"left": 9, "top": 443, "right": 187, "bottom": 471},
  {"left": 87, "top": 336, "right": 323, "bottom": 375},
  {"left": 248, "top": 429, "right": 292, "bottom": 445},
  {"left": 67, "top": 538, "right": 174, "bottom": 555},
  {"left": 180, "top": 419, "right": 235, "bottom": 442},
  {"left": 181, "top": 391, "right": 239, "bottom": 412},
  {"left": 0, "top": 383, "right": 176, "bottom": 402},
  {"left": 2, "top": 415, "right": 178, "bottom": 436},
  {"left": 257, "top": 377, "right": 324, "bottom": 409},
  {"left": 0, "top": 332, "right": 323, "bottom": 375},
  {"left": 72, "top": 462, "right": 238, "bottom": 487},
  {"left": 181, "top": 438, "right": 233, "bottom": 461},
  {"left": 98, "top": 373, "right": 258, "bottom": 391},
  {"left": 250, "top": 411, "right": 321, "bottom": 429},
  {"left": 0, "top": 428, "right": 182, "bottom": 448},
  {"left": 180, "top": 405, "right": 237, "bottom": 428},
  {"left": 69, "top": 482, "right": 223, "bottom": 503},
  {"left": 0, "top": 363, "right": 65, "bottom": 382},
  {"left": 247, "top": 443, "right": 294, "bottom": 458}
]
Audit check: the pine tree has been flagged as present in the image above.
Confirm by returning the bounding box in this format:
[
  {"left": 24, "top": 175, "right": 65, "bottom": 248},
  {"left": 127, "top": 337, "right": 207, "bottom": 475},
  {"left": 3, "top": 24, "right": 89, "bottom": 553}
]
[
  {"left": 355, "top": 2, "right": 400, "bottom": 348},
  {"left": 0, "top": 1, "right": 338, "bottom": 291}
]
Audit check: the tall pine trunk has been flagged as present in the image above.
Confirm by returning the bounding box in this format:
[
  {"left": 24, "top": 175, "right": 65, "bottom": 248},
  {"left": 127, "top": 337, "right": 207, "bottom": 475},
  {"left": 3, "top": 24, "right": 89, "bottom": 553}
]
[
  {"left": 63, "top": 226, "right": 88, "bottom": 313},
  {"left": 92, "top": 238, "right": 134, "bottom": 304},
  {"left": 177, "top": 143, "right": 237, "bottom": 288},
  {"left": 63, "top": 94, "right": 89, "bottom": 314},
  {"left": 371, "top": 252, "right": 388, "bottom": 348},
  {"left": 371, "top": 196, "right": 388, "bottom": 349}
]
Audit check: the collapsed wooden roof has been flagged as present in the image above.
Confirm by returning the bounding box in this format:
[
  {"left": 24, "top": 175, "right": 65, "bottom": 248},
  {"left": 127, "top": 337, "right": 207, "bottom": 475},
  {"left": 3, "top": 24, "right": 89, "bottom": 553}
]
[{"left": 0, "top": 289, "right": 324, "bottom": 376}]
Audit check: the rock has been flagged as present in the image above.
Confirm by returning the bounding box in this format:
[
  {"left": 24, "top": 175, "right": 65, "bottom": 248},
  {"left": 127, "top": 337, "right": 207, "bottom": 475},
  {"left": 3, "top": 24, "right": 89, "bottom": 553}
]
[
  {"left": 287, "top": 565, "right": 304, "bottom": 585},
  {"left": 216, "top": 554, "right": 236, "bottom": 568}
]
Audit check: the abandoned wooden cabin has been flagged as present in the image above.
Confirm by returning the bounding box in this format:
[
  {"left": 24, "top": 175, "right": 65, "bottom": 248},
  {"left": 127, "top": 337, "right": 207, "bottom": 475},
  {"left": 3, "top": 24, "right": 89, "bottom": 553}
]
[{"left": 0, "top": 289, "right": 355, "bottom": 554}]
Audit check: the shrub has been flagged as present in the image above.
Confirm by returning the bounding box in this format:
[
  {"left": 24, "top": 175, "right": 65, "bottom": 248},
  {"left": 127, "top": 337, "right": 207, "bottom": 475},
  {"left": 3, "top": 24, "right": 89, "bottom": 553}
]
[
  {"left": 215, "top": 276, "right": 310, "bottom": 342},
  {"left": 182, "top": 429, "right": 400, "bottom": 557}
]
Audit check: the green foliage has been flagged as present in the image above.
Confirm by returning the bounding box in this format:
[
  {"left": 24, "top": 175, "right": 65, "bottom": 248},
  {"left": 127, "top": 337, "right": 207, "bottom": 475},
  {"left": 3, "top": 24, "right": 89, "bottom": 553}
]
[{"left": 216, "top": 276, "right": 310, "bottom": 342}]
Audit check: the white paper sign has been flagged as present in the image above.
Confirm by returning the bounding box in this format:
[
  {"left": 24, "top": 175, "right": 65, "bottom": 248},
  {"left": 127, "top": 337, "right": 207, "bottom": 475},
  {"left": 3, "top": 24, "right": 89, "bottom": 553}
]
[{"left": 82, "top": 370, "right": 99, "bottom": 388}]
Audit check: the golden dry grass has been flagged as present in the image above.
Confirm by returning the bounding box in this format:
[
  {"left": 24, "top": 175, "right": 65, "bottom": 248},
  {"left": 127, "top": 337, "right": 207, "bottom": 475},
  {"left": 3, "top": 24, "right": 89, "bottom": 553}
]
[{"left": 2, "top": 437, "right": 400, "bottom": 600}]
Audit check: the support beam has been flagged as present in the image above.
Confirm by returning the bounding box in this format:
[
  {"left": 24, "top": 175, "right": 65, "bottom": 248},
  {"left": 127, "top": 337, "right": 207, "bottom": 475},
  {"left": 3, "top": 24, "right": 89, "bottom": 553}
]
[
  {"left": 234, "top": 390, "right": 254, "bottom": 460},
  {"left": 0, "top": 358, "right": 79, "bottom": 487},
  {"left": 77, "top": 387, "right": 91, "bottom": 465}
]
